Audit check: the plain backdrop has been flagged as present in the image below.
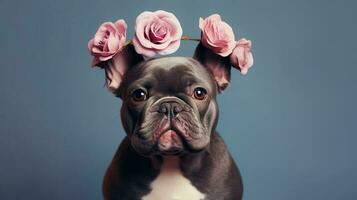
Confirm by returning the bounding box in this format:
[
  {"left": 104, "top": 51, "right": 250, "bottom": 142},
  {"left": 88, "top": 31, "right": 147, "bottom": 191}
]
[{"left": 1, "top": 0, "right": 356, "bottom": 199}]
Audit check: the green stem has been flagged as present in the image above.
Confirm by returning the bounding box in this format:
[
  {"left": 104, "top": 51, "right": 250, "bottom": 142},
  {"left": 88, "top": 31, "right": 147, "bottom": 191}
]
[
  {"left": 181, "top": 36, "right": 200, "bottom": 41},
  {"left": 124, "top": 40, "right": 133, "bottom": 46}
]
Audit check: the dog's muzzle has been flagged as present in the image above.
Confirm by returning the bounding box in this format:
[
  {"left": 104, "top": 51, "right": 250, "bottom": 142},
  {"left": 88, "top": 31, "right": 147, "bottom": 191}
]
[{"left": 149, "top": 97, "right": 191, "bottom": 154}]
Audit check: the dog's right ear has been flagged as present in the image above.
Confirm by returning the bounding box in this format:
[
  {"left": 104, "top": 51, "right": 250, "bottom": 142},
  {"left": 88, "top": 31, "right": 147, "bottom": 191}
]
[
  {"left": 98, "top": 44, "right": 144, "bottom": 95},
  {"left": 193, "top": 43, "right": 232, "bottom": 93}
]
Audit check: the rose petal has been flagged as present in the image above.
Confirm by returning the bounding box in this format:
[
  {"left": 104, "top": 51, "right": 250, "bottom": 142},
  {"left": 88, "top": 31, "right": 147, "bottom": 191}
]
[
  {"left": 88, "top": 39, "right": 94, "bottom": 52},
  {"left": 88, "top": 20, "right": 127, "bottom": 67},
  {"left": 199, "top": 17, "right": 205, "bottom": 30},
  {"left": 240, "top": 67, "right": 249, "bottom": 75},
  {"left": 115, "top": 19, "right": 127, "bottom": 38},
  {"left": 208, "top": 14, "right": 222, "bottom": 22},
  {"left": 236, "top": 38, "right": 251, "bottom": 47},
  {"left": 159, "top": 13, "right": 182, "bottom": 39},
  {"left": 230, "top": 38, "right": 254, "bottom": 75},
  {"left": 92, "top": 56, "right": 100, "bottom": 66},
  {"left": 157, "top": 40, "right": 180, "bottom": 55},
  {"left": 133, "top": 10, "right": 182, "bottom": 57},
  {"left": 98, "top": 54, "right": 115, "bottom": 61},
  {"left": 106, "top": 34, "right": 120, "bottom": 52},
  {"left": 132, "top": 36, "right": 157, "bottom": 57},
  {"left": 135, "top": 11, "right": 157, "bottom": 48},
  {"left": 199, "top": 14, "right": 235, "bottom": 57}
]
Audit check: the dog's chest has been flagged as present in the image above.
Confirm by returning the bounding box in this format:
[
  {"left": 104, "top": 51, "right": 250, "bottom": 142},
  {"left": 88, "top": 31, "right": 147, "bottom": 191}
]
[{"left": 142, "top": 157, "right": 205, "bottom": 200}]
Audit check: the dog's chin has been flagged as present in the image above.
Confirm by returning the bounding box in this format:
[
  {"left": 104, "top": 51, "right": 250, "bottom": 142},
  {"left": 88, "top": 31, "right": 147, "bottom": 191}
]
[
  {"left": 156, "top": 130, "right": 184, "bottom": 155},
  {"left": 131, "top": 130, "right": 210, "bottom": 157},
  {"left": 129, "top": 129, "right": 183, "bottom": 157}
]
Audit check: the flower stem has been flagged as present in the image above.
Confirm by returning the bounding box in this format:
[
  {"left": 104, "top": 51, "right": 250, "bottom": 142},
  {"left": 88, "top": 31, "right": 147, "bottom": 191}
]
[
  {"left": 124, "top": 40, "right": 133, "bottom": 46},
  {"left": 124, "top": 36, "right": 200, "bottom": 48},
  {"left": 181, "top": 36, "right": 200, "bottom": 41}
]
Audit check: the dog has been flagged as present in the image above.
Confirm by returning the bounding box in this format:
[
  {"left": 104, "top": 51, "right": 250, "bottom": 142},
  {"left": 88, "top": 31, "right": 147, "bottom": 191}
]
[{"left": 101, "top": 43, "right": 243, "bottom": 200}]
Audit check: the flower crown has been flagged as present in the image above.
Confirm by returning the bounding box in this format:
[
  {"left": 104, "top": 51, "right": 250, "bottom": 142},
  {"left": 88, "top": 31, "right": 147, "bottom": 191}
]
[{"left": 88, "top": 10, "right": 254, "bottom": 91}]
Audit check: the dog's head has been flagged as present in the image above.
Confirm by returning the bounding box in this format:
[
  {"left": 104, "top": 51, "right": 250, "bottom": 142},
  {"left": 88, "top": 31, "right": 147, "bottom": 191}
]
[{"left": 102, "top": 44, "right": 233, "bottom": 156}]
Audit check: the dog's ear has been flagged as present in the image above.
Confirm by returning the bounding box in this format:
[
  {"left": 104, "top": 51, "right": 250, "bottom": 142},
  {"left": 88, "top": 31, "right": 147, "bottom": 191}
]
[
  {"left": 193, "top": 43, "right": 231, "bottom": 93},
  {"left": 98, "top": 44, "right": 144, "bottom": 94}
]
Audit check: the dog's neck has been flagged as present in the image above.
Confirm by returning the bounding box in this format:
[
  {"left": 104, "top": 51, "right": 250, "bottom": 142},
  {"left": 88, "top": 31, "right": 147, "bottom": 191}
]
[
  {"left": 142, "top": 156, "right": 206, "bottom": 200},
  {"left": 161, "top": 156, "right": 180, "bottom": 169},
  {"left": 150, "top": 155, "right": 182, "bottom": 170},
  {"left": 150, "top": 150, "right": 210, "bottom": 171}
]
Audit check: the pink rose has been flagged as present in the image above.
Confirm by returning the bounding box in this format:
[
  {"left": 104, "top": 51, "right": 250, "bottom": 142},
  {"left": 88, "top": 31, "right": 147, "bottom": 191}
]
[
  {"left": 88, "top": 20, "right": 127, "bottom": 66},
  {"left": 133, "top": 10, "right": 183, "bottom": 57},
  {"left": 199, "top": 14, "right": 236, "bottom": 57},
  {"left": 230, "top": 38, "right": 254, "bottom": 75}
]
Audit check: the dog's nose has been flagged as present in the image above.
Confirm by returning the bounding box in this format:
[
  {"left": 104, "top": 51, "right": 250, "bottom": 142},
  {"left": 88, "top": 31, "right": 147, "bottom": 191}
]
[{"left": 158, "top": 101, "right": 183, "bottom": 118}]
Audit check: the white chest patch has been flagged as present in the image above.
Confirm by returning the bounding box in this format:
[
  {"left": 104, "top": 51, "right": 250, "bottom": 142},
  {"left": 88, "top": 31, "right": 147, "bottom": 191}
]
[{"left": 142, "top": 156, "right": 205, "bottom": 200}]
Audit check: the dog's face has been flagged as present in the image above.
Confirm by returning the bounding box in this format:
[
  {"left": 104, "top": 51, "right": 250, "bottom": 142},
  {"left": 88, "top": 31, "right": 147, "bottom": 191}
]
[
  {"left": 104, "top": 44, "right": 232, "bottom": 156},
  {"left": 118, "top": 57, "right": 219, "bottom": 156}
]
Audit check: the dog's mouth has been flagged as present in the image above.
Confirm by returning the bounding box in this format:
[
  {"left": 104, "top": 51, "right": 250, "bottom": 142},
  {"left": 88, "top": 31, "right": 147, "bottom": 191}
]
[
  {"left": 132, "top": 102, "right": 209, "bottom": 156},
  {"left": 156, "top": 129, "right": 184, "bottom": 155}
]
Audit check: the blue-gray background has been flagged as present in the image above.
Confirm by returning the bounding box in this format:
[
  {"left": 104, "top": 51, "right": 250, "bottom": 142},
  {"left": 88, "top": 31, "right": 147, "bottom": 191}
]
[{"left": 1, "top": 0, "right": 356, "bottom": 199}]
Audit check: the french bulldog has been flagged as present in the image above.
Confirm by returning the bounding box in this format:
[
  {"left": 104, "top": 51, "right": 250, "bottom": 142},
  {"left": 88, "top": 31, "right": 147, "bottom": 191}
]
[{"left": 101, "top": 43, "right": 243, "bottom": 200}]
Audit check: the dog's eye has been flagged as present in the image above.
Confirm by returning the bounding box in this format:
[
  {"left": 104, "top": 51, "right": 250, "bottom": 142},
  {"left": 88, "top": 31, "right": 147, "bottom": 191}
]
[
  {"left": 193, "top": 87, "right": 207, "bottom": 100},
  {"left": 131, "top": 89, "right": 147, "bottom": 102}
]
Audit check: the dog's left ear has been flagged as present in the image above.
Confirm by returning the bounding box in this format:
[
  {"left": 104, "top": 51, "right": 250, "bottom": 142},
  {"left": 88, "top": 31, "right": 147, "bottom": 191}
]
[
  {"left": 193, "top": 43, "right": 231, "bottom": 93},
  {"left": 99, "top": 44, "right": 144, "bottom": 94}
]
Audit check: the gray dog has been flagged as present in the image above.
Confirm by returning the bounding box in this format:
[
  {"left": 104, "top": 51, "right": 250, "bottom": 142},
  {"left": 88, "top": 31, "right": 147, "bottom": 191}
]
[{"left": 101, "top": 43, "right": 243, "bottom": 200}]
